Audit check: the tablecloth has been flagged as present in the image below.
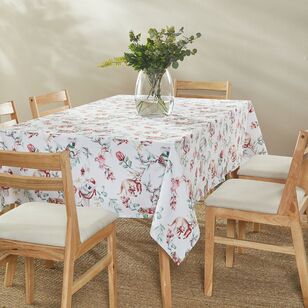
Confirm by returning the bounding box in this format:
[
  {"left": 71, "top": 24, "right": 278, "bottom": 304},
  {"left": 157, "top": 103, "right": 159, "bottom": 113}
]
[{"left": 0, "top": 95, "right": 267, "bottom": 263}]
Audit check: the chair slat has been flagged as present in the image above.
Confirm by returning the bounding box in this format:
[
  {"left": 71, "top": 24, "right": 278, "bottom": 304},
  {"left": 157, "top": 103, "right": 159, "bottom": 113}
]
[
  {"left": 34, "top": 90, "right": 67, "bottom": 105},
  {"left": 0, "top": 174, "right": 63, "bottom": 191},
  {"left": 29, "top": 89, "right": 71, "bottom": 119},
  {"left": 214, "top": 235, "right": 295, "bottom": 255},
  {"left": 174, "top": 80, "right": 231, "bottom": 99},
  {"left": 0, "top": 101, "right": 19, "bottom": 126},
  {"left": 72, "top": 254, "right": 112, "bottom": 295},
  {"left": 0, "top": 151, "right": 62, "bottom": 170},
  {"left": 176, "top": 81, "right": 229, "bottom": 91},
  {"left": 39, "top": 105, "right": 70, "bottom": 117},
  {"left": 176, "top": 93, "right": 228, "bottom": 100}
]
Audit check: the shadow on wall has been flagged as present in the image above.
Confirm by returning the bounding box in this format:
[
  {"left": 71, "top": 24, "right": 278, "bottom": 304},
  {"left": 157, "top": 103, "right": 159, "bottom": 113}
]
[
  {"left": 0, "top": 0, "right": 135, "bottom": 121},
  {"left": 172, "top": 0, "right": 308, "bottom": 155}
]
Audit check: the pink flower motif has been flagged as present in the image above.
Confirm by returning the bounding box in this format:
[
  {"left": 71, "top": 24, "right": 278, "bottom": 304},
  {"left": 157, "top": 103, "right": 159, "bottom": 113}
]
[
  {"left": 116, "top": 151, "right": 125, "bottom": 161},
  {"left": 248, "top": 104, "right": 254, "bottom": 113},
  {"left": 27, "top": 144, "right": 36, "bottom": 152},
  {"left": 229, "top": 145, "right": 237, "bottom": 162},
  {"left": 95, "top": 154, "right": 105, "bottom": 168},
  {"left": 250, "top": 121, "right": 259, "bottom": 129},
  {"left": 106, "top": 171, "right": 115, "bottom": 181},
  {"left": 170, "top": 195, "right": 177, "bottom": 210},
  {"left": 209, "top": 160, "right": 217, "bottom": 178},
  {"left": 190, "top": 159, "right": 194, "bottom": 171},
  {"left": 158, "top": 154, "right": 166, "bottom": 166},
  {"left": 171, "top": 252, "right": 181, "bottom": 265},
  {"left": 120, "top": 195, "right": 130, "bottom": 207},
  {"left": 166, "top": 229, "right": 174, "bottom": 244},
  {"left": 171, "top": 178, "right": 180, "bottom": 192},
  {"left": 243, "top": 134, "right": 252, "bottom": 149},
  {"left": 138, "top": 207, "right": 155, "bottom": 215}
]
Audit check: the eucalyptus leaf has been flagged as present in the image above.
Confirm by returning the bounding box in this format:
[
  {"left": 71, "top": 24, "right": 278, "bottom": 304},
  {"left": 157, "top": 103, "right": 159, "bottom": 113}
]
[{"left": 172, "top": 61, "right": 179, "bottom": 69}]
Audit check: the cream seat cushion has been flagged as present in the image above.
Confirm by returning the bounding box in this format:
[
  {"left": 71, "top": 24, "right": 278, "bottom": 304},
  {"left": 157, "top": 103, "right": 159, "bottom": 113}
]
[
  {"left": 206, "top": 179, "right": 306, "bottom": 214},
  {"left": 238, "top": 155, "right": 292, "bottom": 179},
  {"left": 0, "top": 202, "right": 118, "bottom": 247}
]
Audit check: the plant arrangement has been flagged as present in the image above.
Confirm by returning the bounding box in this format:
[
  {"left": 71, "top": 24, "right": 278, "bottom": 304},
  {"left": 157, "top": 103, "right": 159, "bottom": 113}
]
[{"left": 100, "top": 26, "right": 201, "bottom": 116}]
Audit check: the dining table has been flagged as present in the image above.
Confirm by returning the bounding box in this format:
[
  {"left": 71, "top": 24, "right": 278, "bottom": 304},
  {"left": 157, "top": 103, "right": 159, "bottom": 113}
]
[{"left": 0, "top": 95, "right": 267, "bottom": 307}]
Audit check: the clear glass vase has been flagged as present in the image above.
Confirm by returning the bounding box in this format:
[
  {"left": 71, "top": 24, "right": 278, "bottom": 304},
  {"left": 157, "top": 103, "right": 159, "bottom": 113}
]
[{"left": 135, "top": 69, "right": 174, "bottom": 117}]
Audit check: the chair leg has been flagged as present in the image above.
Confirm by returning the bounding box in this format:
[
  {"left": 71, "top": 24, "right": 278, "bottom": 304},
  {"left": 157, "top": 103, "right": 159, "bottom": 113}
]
[
  {"left": 4, "top": 255, "right": 17, "bottom": 287},
  {"left": 204, "top": 207, "right": 216, "bottom": 296},
  {"left": 290, "top": 220, "right": 308, "bottom": 307},
  {"left": 61, "top": 249, "right": 75, "bottom": 308},
  {"left": 107, "top": 226, "right": 117, "bottom": 308},
  {"left": 25, "top": 257, "right": 34, "bottom": 305},
  {"left": 238, "top": 221, "right": 246, "bottom": 254},
  {"left": 226, "top": 219, "right": 235, "bottom": 267}
]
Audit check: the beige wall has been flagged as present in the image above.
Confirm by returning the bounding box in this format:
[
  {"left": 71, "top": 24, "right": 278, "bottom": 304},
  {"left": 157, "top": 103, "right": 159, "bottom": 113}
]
[{"left": 1, "top": 0, "right": 307, "bottom": 155}]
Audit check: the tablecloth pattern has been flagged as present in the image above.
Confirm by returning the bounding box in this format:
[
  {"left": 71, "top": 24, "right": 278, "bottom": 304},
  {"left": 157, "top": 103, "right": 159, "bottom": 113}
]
[{"left": 0, "top": 95, "right": 267, "bottom": 264}]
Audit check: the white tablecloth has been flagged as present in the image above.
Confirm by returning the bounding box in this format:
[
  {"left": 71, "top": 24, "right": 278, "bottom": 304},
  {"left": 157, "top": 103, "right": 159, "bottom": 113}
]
[{"left": 0, "top": 95, "right": 267, "bottom": 264}]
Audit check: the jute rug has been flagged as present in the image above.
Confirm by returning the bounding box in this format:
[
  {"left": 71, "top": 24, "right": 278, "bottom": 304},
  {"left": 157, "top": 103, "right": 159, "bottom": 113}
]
[{"left": 0, "top": 205, "right": 306, "bottom": 307}]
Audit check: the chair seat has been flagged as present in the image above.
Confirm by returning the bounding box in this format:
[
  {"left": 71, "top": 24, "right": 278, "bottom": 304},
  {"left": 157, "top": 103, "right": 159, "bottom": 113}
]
[
  {"left": 238, "top": 155, "right": 292, "bottom": 180},
  {"left": 0, "top": 202, "right": 118, "bottom": 247},
  {"left": 206, "top": 179, "right": 306, "bottom": 214}
]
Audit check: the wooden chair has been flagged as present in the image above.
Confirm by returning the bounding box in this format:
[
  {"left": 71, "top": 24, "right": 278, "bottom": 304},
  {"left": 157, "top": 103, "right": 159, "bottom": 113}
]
[
  {"left": 235, "top": 143, "right": 308, "bottom": 232},
  {"left": 204, "top": 130, "right": 308, "bottom": 307},
  {"left": 0, "top": 150, "right": 117, "bottom": 307},
  {"left": 0, "top": 101, "right": 19, "bottom": 216},
  {"left": 235, "top": 155, "right": 292, "bottom": 233},
  {"left": 174, "top": 80, "right": 231, "bottom": 99},
  {"left": 0, "top": 101, "right": 19, "bottom": 127},
  {"left": 29, "top": 89, "right": 71, "bottom": 118}
]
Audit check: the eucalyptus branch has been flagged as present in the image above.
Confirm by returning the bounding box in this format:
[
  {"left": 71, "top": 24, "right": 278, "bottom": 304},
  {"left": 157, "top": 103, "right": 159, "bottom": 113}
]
[
  {"left": 99, "top": 26, "right": 201, "bottom": 72},
  {"left": 98, "top": 56, "right": 126, "bottom": 68}
]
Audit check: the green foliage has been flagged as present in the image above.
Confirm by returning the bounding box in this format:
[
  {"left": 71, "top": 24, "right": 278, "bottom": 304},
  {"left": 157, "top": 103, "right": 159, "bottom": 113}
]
[
  {"left": 99, "top": 26, "right": 201, "bottom": 74},
  {"left": 98, "top": 56, "right": 126, "bottom": 68}
]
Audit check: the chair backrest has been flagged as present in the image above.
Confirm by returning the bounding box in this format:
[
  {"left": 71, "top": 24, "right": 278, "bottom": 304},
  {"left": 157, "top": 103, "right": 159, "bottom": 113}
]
[
  {"left": 29, "top": 89, "right": 71, "bottom": 119},
  {"left": 0, "top": 101, "right": 19, "bottom": 127},
  {"left": 0, "top": 150, "right": 80, "bottom": 247},
  {"left": 174, "top": 80, "right": 231, "bottom": 99},
  {"left": 278, "top": 130, "right": 308, "bottom": 216}
]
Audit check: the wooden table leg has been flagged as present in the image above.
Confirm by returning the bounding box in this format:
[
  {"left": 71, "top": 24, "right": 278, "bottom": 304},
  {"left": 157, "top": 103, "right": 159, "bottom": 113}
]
[{"left": 159, "top": 247, "right": 172, "bottom": 308}]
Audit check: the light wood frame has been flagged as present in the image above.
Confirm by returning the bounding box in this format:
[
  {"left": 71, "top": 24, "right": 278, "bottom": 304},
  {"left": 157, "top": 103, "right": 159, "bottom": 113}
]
[
  {"left": 233, "top": 138, "right": 308, "bottom": 233},
  {"left": 174, "top": 80, "right": 231, "bottom": 100},
  {"left": 0, "top": 101, "right": 19, "bottom": 127},
  {"left": 204, "top": 130, "right": 308, "bottom": 307},
  {"left": 29, "top": 89, "right": 72, "bottom": 119},
  {"left": 0, "top": 150, "right": 117, "bottom": 308}
]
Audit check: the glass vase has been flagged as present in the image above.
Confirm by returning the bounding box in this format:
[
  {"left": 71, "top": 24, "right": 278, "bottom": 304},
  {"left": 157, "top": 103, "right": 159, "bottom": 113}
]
[{"left": 135, "top": 69, "right": 174, "bottom": 117}]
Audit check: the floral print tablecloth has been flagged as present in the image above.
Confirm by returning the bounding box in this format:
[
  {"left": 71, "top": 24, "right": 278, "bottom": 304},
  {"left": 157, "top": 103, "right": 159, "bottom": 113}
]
[{"left": 0, "top": 95, "right": 266, "bottom": 264}]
